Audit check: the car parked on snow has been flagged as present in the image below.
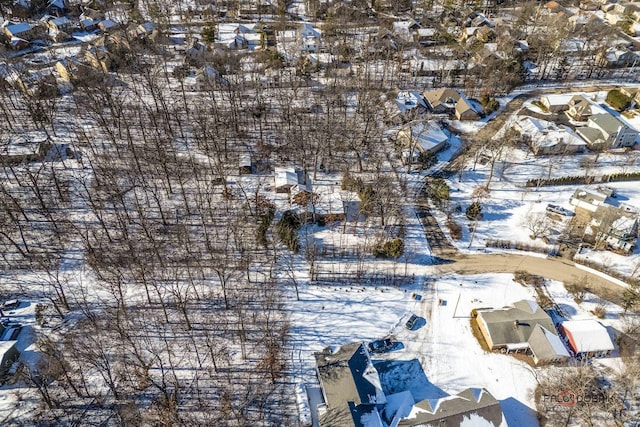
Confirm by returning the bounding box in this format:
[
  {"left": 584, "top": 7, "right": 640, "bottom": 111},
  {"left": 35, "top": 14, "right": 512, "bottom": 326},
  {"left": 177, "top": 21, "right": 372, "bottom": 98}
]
[
  {"left": 368, "top": 338, "right": 394, "bottom": 354},
  {"left": 405, "top": 314, "right": 419, "bottom": 330},
  {"left": 546, "top": 204, "right": 572, "bottom": 216}
]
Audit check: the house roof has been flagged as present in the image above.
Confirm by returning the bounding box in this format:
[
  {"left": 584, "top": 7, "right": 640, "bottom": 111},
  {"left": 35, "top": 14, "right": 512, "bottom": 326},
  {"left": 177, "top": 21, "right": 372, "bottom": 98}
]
[
  {"left": 396, "top": 91, "right": 427, "bottom": 114},
  {"left": 455, "top": 95, "right": 479, "bottom": 118},
  {"left": 576, "top": 127, "right": 605, "bottom": 145},
  {"left": 568, "top": 95, "right": 593, "bottom": 114},
  {"left": 570, "top": 187, "right": 612, "bottom": 207},
  {"left": 515, "top": 116, "right": 587, "bottom": 150},
  {"left": 0, "top": 132, "right": 48, "bottom": 157},
  {"left": 476, "top": 300, "right": 556, "bottom": 347},
  {"left": 423, "top": 87, "right": 461, "bottom": 110},
  {"left": 275, "top": 166, "right": 300, "bottom": 189},
  {"left": 398, "top": 121, "right": 448, "bottom": 153},
  {"left": 315, "top": 342, "right": 386, "bottom": 426},
  {"left": 590, "top": 113, "right": 625, "bottom": 135},
  {"left": 562, "top": 320, "right": 615, "bottom": 353},
  {"left": 300, "top": 23, "right": 321, "bottom": 38},
  {"left": 399, "top": 388, "right": 503, "bottom": 426},
  {"left": 0, "top": 340, "right": 18, "bottom": 358},
  {"left": 50, "top": 16, "right": 71, "bottom": 26},
  {"left": 528, "top": 324, "right": 570, "bottom": 362},
  {"left": 5, "top": 22, "right": 31, "bottom": 35},
  {"left": 594, "top": 205, "right": 638, "bottom": 236}
]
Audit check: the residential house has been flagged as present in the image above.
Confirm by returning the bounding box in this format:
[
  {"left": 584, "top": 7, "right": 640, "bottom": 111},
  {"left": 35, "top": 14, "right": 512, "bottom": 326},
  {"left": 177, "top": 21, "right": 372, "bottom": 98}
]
[
  {"left": 314, "top": 342, "right": 505, "bottom": 427},
  {"left": 397, "top": 121, "right": 448, "bottom": 164},
  {"left": 4, "top": 70, "right": 57, "bottom": 98},
  {"left": 0, "top": 133, "right": 50, "bottom": 165},
  {"left": 598, "top": 47, "right": 639, "bottom": 67},
  {"left": 569, "top": 187, "right": 614, "bottom": 213},
  {"left": 392, "top": 20, "right": 421, "bottom": 43},
  {"left": 239, "top": 153, "right": 252, "bottom": 175},
  {"left": 423, "top": 88, "right": 480, "bottom": 120},
  {"left": 570, "top": 186, "right": 638, "bottom": 253},
  {"left": 620, "top": 86, "right": 640, "bottom": 105},
  {"left": 528, "top": 324, "right": 571, "bottom": 364},
  {"left": 55, "top": 57, "right": 87, "bottom": 81},
  {"left": 47, "top": 16, "right": 73, "bottom": 33},
  {"left": 192, "top": 65, "right": 220, "bottom": 90},
  {"left": 576, "top": 112, "right": 638, "bottom": 149},
  {"left": 475, "top": 300, "right": 569, "bottom": 364},
  {"left": 592, "top": 204, "right": 639, "bottom": 253},
  {"left": 0, "top": 341, "right": 19, "bottom": 381},
  {"left": 566, "top": 94, "right": 598, "bottom": 121},
  {"left": 85, "top": 46, "right": 113, "bottom": 73},
  {"left": 395, "top": 90, "right": 428, "bottom": 115},
  {"left": 513, "top": 116, "right": 587, "bottom": 155},
  {"left": 98, "top": 19, "right": 119, "bottom": 32},
  {"left": 274, "top": 166, "right": 309, "bottom": 193},
  {"left": 4, "top": 22, "right": 39, "bottom": 40},
  {"left": 299, "top": 23, "right": 321, "bottom": 53},
  {"left": 47, "top": 0, "right": 67, "bottom": 16},
  {"left": 415, "top": 28, "right": 438, "bottom": 46},
  {"left": 559, "top": 320, "right": 615, "bottom": 358},
  {"left": 217, "top": 23, "right": 261, "bottom": 50},
  {"left": 126, "top": 21, "right": 160, "bottom": 43},
  {"left": 79, "top": 18, "right": 99, "bottom": 31},
  {"left": 539, "top": 94, "right": 570, "bottom": 113}
]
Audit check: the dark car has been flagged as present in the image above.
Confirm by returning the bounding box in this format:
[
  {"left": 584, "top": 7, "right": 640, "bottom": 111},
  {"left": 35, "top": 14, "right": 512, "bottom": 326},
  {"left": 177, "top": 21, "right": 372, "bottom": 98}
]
[
  {"left": 368, "top": 338, "right": 393, "bottom": 354},
  {"left": 405, "top": 314, "right": 419, "bottom": 330}
]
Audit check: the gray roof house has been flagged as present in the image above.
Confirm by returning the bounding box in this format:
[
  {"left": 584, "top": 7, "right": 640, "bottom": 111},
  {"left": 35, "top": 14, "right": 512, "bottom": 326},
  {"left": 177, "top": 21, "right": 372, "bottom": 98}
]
[
  {"left": 397, "top": 388, "right": 504, "bottom": 426},
  {"left": 315, "top": 342, "right": 386, "bottom": 427},
  {"left": 314, "top": 342, "right": 506, "bottom": 426},
  {"left": 576, "top": 113, "right": 638, "bottom": 149},
  {"left": 475, "top": 300, "right": 568, "bottom": 364},
  {"left": 528, "top": 324, "right": 570, "bottom": 364}
]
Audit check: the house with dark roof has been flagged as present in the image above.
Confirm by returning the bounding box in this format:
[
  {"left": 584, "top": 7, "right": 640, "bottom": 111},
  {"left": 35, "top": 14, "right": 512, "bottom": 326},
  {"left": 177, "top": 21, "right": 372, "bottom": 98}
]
[
  {"left": 576, "top": 113, "right": 638, "bottom": 149},
  {"left": 475, "top": 300, "right": 569, "bottom": 364},
  {"left": 315, "top": 342, "right": 386, "bottom": 426},
  {"left": 314, "top": 342, "right": 505, "bottom": 426},
  {"left": 423, "top": 88, "right": 480, "bottom": 120}
]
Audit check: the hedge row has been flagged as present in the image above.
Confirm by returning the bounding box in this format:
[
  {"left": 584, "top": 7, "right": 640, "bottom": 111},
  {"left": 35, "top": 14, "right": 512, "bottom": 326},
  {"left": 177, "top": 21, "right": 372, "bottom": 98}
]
[
  {"left": 485, "top": 238, "right": 557, "bottom": 255},
  {"left": 603, "top": 171, "right": 640, "bottom": 182},
  {"left": 525, "top": 176, "right": 595, "bottom": 187}
]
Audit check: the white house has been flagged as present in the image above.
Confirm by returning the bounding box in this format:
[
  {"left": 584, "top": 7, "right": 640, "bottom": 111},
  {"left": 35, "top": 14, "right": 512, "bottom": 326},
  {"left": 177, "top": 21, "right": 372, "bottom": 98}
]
[
  {"left": 299, "top": 23, "right": 321, "bottom": 53},
  {"left": 396, "top": 121, "right": 448, "bottom": 163},
  {"left": 513, "top": 115, "right": 587, "bottom": 155}
]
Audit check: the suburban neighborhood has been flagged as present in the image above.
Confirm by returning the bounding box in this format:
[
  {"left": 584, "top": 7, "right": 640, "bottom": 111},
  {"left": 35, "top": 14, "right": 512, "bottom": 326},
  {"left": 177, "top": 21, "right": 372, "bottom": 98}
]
[{"left": 0, "top": 0, "right": 639, "bottom": 426}]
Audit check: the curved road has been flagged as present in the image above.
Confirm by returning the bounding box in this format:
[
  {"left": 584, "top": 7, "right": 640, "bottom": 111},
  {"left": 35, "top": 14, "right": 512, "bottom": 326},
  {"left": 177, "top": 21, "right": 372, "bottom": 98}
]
[
  {"left": 418, "top": 85, "right": 635, "bottom": 305},
  {"left": 433, "top": 253, "right": 626, "bottom": 304}
]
